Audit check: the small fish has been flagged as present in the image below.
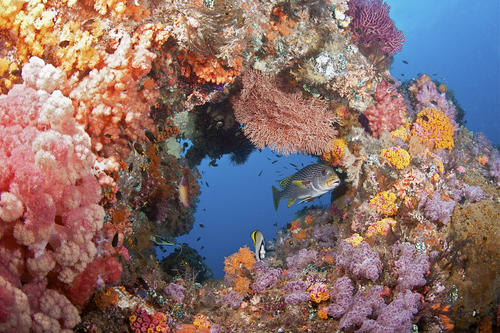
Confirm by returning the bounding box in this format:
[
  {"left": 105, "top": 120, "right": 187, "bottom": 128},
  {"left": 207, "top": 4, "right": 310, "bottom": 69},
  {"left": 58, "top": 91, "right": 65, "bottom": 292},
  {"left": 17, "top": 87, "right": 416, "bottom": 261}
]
[
  {"left": 258, "top": 170, "right": 263, "bottom": 176},
  {"left": 273, "top": 222, "right": 278, "bottom": 227},
  {"left": 196, "top": 237, "right": 201, "bottom": 241},
  {"left": 208, "top": 159, "right": 218, "bottom": 167},
  {"left": 150, "top": 235, "right": 177, "bottom": 246},
  {"left": 144, "top": 129, "right": 156, "bottom": 143},
  {"left": 202, "top": 208, "right": 206, "bottom": 211},
  {"left": 289, "top": 163, "right": 297, "bottom": 168},
  {"left": 59, "top": 40, "right": 70, "bottom": 47},
  {"left": 401, "top": 73, "right": 405, "bottom": 76},
  {"left": 179, "top": 170, "right": 190, "bottom": 208},
  {"left": 251, "top": 230, "right": 266, "bottom": 261},
  {"left": 271, "top": 160, "right": 278, "bottom": 164},
  {"left": 104, "top": 133, "right": 113, "bottom": 139},
  {"left": 432, "top": 73, "right": 438, "bottom": 76},
  {"left": 272, "top": 163, "right": 341, "bottom": 210},
  {"left": 205, "top": 181, "right": 209, "bottom": 187},
  {"left": 402, "top": 60, "right": 408, "bottom": 64},
  {"left": 182, "top": 142, "right": 189, "bottom": 153},
  {"left": 199, "top": 224, "right": 205, "bottom": 228},
  {"left": 112, "top": 232, "right": 119, "bottom": 247},
  {"left": 133, "top": 142, "right": 144, "bottom": 155},
  {"left": 201, "top": 246, "right": 205, "bottom": 250}
]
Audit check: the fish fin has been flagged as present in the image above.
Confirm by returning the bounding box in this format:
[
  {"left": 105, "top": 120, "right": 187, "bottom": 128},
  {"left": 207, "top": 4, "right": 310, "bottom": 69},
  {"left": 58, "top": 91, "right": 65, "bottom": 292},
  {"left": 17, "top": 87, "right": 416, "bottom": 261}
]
[
  {"left": 287, "top": 199, "right": 296, "bottom": 207},
  {"left": 272, "top": 186, "right": 282, "bottom": 211},
  {"left": 278, "top": 175, "right": 293, "bottom": 189},
  {"left": 291, "top": 180, "right": 310, "bottom": 189},
  {"left": 251, "top": 231, "right": 257, "bottom": 246}
]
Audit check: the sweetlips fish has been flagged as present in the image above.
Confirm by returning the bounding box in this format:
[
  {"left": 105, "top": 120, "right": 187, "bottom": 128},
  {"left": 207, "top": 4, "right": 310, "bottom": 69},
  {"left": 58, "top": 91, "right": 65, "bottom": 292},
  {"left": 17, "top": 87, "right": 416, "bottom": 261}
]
[{"left": 272, "top": 163, "right": 341, "bottom": 210}]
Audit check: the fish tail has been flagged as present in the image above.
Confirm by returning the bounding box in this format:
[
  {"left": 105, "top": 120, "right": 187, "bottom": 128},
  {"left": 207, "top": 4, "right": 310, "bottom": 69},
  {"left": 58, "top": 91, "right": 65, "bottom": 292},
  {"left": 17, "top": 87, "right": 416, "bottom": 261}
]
[{"left": 272, "top": 186, "right": 282, "bottom": 211}]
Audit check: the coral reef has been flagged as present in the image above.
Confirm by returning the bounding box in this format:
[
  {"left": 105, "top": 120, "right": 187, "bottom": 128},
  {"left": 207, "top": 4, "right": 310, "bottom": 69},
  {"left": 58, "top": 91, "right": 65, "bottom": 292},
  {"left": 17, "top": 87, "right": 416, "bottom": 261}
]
[{"left": 0, "top": 0, "right": 498, "bottom": 332}]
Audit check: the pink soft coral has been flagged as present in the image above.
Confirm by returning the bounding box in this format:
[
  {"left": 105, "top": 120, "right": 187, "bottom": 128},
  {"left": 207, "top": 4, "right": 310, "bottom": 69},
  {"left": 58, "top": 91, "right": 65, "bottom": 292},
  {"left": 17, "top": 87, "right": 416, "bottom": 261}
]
[
  {"left": 0, "top": 57, "right": 106, "bottom": 332},
  {"left": 364, "top": 79, "right": 407, "bottom": 138}
]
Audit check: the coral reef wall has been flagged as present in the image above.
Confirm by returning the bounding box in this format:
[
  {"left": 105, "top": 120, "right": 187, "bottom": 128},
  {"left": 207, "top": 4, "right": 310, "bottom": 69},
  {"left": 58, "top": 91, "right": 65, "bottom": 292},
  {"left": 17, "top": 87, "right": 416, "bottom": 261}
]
[{"left": 0, "top": 0, "right": 498, "bottom": 332}]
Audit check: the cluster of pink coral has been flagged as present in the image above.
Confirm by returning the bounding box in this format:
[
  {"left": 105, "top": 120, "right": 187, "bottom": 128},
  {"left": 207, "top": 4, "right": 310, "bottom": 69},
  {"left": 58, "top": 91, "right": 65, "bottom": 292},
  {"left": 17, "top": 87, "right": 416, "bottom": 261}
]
[
  {"left": 364, "top": 79, "right": 407, "bottom": 138},
  {"left": 0, "top": 57, "right": 114, "bottom": 332}
]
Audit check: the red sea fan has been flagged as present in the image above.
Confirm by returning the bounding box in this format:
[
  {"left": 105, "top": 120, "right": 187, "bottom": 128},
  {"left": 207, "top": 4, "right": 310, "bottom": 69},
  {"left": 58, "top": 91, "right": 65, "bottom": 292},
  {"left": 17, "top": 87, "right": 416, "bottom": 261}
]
[{"left": 232, "top": 70, "right": 339, "bottom": 155}]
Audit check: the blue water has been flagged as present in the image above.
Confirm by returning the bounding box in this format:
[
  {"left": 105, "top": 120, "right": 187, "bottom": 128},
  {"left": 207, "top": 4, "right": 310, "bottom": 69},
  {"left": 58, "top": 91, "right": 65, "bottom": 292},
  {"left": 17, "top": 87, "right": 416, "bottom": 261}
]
[{"left": 168, "top": 0, "right": 499, "bottom": 279}]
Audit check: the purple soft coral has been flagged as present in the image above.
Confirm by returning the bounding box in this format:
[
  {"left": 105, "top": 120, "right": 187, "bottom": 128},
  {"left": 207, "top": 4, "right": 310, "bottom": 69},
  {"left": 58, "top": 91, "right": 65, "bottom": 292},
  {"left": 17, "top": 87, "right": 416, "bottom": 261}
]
[
  {"left": 464, "top": 185, "right": 487, "bottom": 203},
  {"left": 347, "top": 0, "right": 405, "bottom": 56},
  {"left": 420, "top": 192, "right": 455, "bottom": 225},
  {"left": 284, "top": 281, "right": 310, "bottom": 305},
  {"left": 327, "top": 276, "right": 354, "bottom": 318},
  {"left": 358, "top": 290, "right": 421, "bottom": 333},
  {"left": 165, "top": 283, "right": 185, "bottom": 303},
  {"left": 335, "top": 240, "right": 382, "bottom": 281},
  {"left": 338, "top": 285, "right": 385, "bottom": 330},
  {"left": 251, "top": 267, "right": 282, "bottom": 293},
  {"left": 393, "top": 242, "right": 429, "bottom": 291}
]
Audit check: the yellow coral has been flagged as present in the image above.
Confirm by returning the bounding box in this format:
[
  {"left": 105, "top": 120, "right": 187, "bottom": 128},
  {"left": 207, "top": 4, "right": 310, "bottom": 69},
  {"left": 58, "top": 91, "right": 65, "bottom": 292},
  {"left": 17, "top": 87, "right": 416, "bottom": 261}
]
[
  {"left": 366, "top": 218, "right": 397, "bottom": 237},
  {"left": 411, "top": 107, "right": 455, "bottom": 150},
  {"left": 380, "top": 146, "right": 410, "bottom": 170},
  {"left": 318, "top": 306, "right": 329, "bottom": 319},
  {"left": 477, "top": 155, "right": 489, "bottom": 166},
  {"left": 345, "top": 233, "right": 364, "bottom": 247},
  {"left": 308, "top": 283, "right": 330, "bottom": 303},
  {"left": 369, "top": 191, "right": 398, "bottom": 216},
  {"left": 12, "top": 0, "right": 58, "bottom": 61},
  {"left": 193, "top": 314, "right": 211, "bottom": 329},
  {"left": 391, "top": 123, "right": 410, "bottom": 142},
  {"left": 322, "top": 138, "right": 347, "bottom": 166},
  {"left": 0, "top": 58, "right": 21, "bottom": 92},
  {"left": 56, "top": 20, "right": 102, "bottom": 72},
  {"left": 0, "top": 0, "right": 24, "bottom": 28}
]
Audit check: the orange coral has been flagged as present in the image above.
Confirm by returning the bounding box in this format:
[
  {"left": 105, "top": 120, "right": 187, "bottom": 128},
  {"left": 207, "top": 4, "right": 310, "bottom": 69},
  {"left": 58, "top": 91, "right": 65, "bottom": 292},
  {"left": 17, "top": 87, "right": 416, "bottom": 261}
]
[
  {"left": 94, "top": 287, "right": 119, "bottom": 310},
  {"left": 318, "top": 306, "right": 329, "bottom": 319},
  {"left": 224, "top": 247, "right": 256, "bottom": 276},
  {"left": 224, "top": 247, "right": 256, "bottom": 295},
  {"left": 178, "top": 50, "right": 242, "bottom": 85},
  {"left": 69, "top": 27, "right": 159, "bottom": 160},
  {"left": 175, "top": 324, "right": 210, "bottom": 333},
  {"left": 411, "top": 107, "right": 455, "bottom": 150}
]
